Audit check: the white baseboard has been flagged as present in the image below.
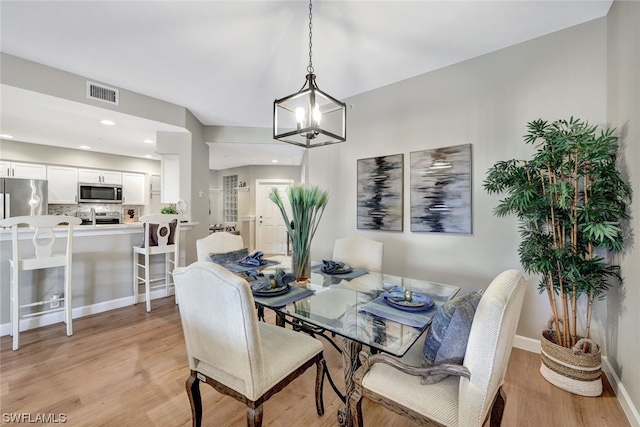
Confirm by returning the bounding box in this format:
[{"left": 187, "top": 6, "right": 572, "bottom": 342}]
[
  {"left": 0, "top": 289, "right": 171, "bottom": 337},
  {"left": 513, "top": 334, "right": 640, "bottom": 427},
  {"left": 602, "top": 356, "right": 640, "bottom": 427},
  {"left": 513, "top": 334, "right": 541, "bottom": 353}
]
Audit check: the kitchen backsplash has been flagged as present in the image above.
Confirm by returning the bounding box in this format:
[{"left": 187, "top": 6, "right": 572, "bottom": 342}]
[{"left": 49, "top": 204, "right": 141, "bottom": 222}]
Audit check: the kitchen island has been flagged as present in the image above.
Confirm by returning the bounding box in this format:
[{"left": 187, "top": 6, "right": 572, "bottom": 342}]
[{"left": 0, "top": 222, "right": 197, "bottom": 336}]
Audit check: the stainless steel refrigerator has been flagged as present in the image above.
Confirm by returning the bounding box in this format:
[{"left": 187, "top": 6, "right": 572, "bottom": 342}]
[{"left": 0, "top": 177, "right": 48, "bottom": 219}]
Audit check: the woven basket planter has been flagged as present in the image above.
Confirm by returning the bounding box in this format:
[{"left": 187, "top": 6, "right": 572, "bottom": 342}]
[{"left": 540, "top": 330, "right": 602, "bottom": 397}]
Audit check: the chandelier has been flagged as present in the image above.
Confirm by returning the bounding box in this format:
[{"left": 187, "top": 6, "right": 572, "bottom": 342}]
[{"left": 273, "top": 0, "right": 347, "bottom": 148}]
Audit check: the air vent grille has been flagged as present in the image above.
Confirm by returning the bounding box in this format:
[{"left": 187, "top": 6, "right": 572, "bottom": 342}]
[{"left": 87, "top": 82, "right": 119, "bottom": 105}]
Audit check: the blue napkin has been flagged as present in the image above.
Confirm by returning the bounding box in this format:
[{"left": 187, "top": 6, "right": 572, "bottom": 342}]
[
  {"left": 321, "top": 259, "right": 352, "bottom": 274},
  {"left": 239, "top": 250, "right": 267, "bottom": 267}
]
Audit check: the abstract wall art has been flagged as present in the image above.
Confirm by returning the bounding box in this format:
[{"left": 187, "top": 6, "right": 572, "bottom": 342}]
[
  {"left": 357, "top": 153, "right": 404, "bottom": 231},
  {"left": 410, "top": 144, "right": 472, "bottom": 234}
]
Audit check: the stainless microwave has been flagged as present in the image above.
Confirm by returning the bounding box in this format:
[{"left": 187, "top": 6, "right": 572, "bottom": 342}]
[{"left": 78, "top": 183, "right": 123, "bottom": 203}]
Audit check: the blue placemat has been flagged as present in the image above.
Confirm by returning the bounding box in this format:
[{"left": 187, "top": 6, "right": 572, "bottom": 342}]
[
  {"left": 311, "top": 265, "right": 369, "bottom": 280},
  {"left": 223, "top": 259, "right": 280, "bottom": 273},
  {"left": 253, "top": 286, "right": 315, "bottom": 308},
  {"left": 359, "top": 296, "right": 436, "bottom": 329}
]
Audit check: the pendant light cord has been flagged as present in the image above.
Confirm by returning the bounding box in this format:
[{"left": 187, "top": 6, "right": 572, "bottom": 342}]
[{"left": 307, "top": 0, "right": 314, "bottom": 74}]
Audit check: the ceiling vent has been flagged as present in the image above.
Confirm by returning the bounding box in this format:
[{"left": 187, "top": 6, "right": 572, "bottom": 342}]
[{"left": 87, "top": 82, "right": 119, "bottom": 105}]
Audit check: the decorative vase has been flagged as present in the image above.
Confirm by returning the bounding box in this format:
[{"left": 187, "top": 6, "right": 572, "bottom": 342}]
[
  {"left": 539, "top": 329, "right": 602, "bottom": 397},
  {"left": 291, "top": 248, "right": 311, "bottom": 284}
]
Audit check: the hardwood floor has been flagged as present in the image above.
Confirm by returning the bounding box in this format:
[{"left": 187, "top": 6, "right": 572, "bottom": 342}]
[{"left": 1, "top": 297, "right": 629, "bottom": 426}]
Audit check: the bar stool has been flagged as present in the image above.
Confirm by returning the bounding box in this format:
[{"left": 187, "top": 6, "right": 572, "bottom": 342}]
[
  {"left": 0, "top": 215, "right": 82, "bottom": 351},
  {"left": 132, "top": 214, "right": 182, "bottom": 312}
]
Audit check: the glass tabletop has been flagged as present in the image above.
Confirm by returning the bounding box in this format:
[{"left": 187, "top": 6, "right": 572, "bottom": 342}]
[{"left": 254, "top": 256, "right": 460, "bottom": 358}]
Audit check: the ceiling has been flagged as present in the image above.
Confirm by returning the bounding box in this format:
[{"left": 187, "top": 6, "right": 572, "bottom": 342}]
[{"left": 0, "top": 1, "right": 613, "bottom": 170}]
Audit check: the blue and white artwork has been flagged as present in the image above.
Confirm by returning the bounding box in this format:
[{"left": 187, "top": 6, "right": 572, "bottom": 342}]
[
  {"left": 357, "top": 154, "right": 404, "bottom": 231},
  {"left": 410, "top": 144, "right": 472, "bottom": 234}
]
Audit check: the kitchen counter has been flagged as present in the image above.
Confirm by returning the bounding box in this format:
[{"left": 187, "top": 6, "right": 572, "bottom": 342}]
[
  {"left": 0, "top": 220, "right": 199, "bottom": 332},
  {"left": 0, "top": 221, "right": 198, "bottom": 241}
]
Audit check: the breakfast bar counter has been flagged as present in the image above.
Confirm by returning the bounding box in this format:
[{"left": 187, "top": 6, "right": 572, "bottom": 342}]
[{"left": 0, "top": 222, "right": 198, "bottom": 335}]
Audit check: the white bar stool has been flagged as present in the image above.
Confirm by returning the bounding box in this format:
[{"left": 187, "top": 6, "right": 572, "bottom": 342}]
[
  {"left": 133, "top": 214, "right": 182, "bottom": 312},
  {"left": 0, "top": 215, "right": 82, "bottom": 351}
]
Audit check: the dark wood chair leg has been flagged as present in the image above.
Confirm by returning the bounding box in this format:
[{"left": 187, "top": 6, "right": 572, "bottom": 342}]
[
  {"left": 316, "top": 357, "right": 326, "bottom": 416},
  {"left": 186, "top": 373, "right": 203, "bottom": 427},
  {"left": 247, "top": 403, "right": 263, "bottom": 427},
  {"left": 489, "top": 386, "right": 506, "bottom": 427}
]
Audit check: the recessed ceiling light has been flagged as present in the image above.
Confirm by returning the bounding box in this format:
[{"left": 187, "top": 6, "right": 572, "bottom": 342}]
[
  {"left": 272, "top": 159, "right": 278, "bottom": 163},
  {"left": 79, "top": 145, "right": 91, "bottom": 150},
  {"left": 100, "top": 119, "right": 115, "bottom": 126},
  {"left": 0, "top": 134, "right": 14, "bottom": 139},
  {"left": 143, "top": 139, "right": 154, "bottom": 144}
]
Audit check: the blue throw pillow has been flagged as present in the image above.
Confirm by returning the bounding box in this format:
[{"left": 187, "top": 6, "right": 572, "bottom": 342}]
[
  {"left": 209, "top": 248, "right": 249, "bottom": 265},
  {"left": 422, "top": 291, "right": 482, "bottom": 384}
]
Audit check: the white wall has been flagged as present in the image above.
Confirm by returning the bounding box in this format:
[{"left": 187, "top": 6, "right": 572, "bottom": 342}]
[
  {"left": 309, "top": 19, "right": 608, "bottom": 343},
  {"left": 606, "top": 0, "right": 640, "bottom": 418}
]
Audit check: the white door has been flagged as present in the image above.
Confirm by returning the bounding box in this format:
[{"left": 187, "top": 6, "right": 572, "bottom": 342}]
[{"left": 256, "top": 180, "right": 293, "bottom": 255}]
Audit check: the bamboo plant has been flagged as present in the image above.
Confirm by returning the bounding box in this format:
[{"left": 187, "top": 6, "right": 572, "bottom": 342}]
[
  {"left": 269, "top": 184, "right": 330, "bottom": 280},
  {"left": 483, "top": 117, "right": 631, "bottom": 349}
]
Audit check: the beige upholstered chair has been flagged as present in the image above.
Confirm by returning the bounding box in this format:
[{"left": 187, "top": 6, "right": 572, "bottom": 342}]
[
  {"left": 196, "top": 231, "right": 244, "bottom": 262},
  {"left": 349, "top": 269, "right": 526, "bottom": 427},
  {"left": 0, "top": 215, "right": 82, "bottom": 351},
  {"left": 173, "top": 261, "right": 326, "bottom": 427},
  {"left": 332, "top": 235, "right": 384, "bottom": 272},
  {"left": 132, "top": 214, "right": 181, "bottom": 312}
]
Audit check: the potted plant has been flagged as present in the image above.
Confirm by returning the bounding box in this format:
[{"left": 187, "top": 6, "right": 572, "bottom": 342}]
[
  {"left": 483, "top": 117, "right": 631, "bottom": 396},
  {"left": 269, "top": 184, "right": 330, "bottom": 283},
  {"left": 161, "top": 205, "right": 177, "bottom": 214}
]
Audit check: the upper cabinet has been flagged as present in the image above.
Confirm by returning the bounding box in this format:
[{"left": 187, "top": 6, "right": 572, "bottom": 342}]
[
  {"left": 47, "top": 165, "right": 78, "bottom": 204},
  {"left": 78, "top": 168, "right": 122, "bottom": 185},
  {"left": 122, "top": 172, "right": 145, "bottom": 205},
  {"left": 0, "top": 161, "right": 47, "bottom": 180}
]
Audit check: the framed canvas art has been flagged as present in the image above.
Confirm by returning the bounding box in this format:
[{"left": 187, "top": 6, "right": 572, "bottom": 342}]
[
  {"left": 410, "top": 144, "right": 472, "bottom": 234},
  {"left": 357, "top": 153, "right": 404, "bottom": 231}
]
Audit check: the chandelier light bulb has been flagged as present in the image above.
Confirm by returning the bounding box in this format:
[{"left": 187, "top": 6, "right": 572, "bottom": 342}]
[
  {"left": 313, "top": 104, "right": 322, "bottom": 125},
  {"left": 295, "top": 107, "right": 306, "bottom": 124}
]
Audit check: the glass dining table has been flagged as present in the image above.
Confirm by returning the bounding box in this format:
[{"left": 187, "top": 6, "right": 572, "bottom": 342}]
[{"left": 253, "top": 256, "right": 460, "bottom": 427}]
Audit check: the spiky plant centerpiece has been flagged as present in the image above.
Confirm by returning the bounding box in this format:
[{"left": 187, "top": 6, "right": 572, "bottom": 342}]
[
  {"left": 484, "top": 117, "right": 631, "bottom": 351},
  {"left": 269, "top": 184, "right": 330, "bottom": 282}
]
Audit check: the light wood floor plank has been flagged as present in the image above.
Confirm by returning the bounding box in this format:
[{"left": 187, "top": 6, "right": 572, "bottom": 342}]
[{"left": 1, "top": 297, "right": 630, "bottom": 426}]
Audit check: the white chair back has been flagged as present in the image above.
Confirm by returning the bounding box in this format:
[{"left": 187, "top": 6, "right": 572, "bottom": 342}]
[
  {"left": 196, "top": 231, "right": 244, "bottom": 262},
  {"left": 173, "top": 262, "right": 265, "bottom": 399},
  {"left": 0, "top": 215, "right": 81, "bottom": 350},
  {"left": 139, "top": 214, "right": 182, "bottom": 252},
  {"left": 333, "top": 235, "right": 384, "bottom": 272},
  {"left": 458, "top": 269, "right": 526, "bottom": 425}
]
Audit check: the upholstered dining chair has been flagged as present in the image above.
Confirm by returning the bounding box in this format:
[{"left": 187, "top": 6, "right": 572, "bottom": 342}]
[
  {"left": 332, "top": 235, "right": 384, "bottom": 272},
  {"left": 173, "top": 261, "right": 326, "bottom": 427},
  {"left": 349, "top": 269, "right": 526, "bottom": 427},
  {"left": 196, "top": 231, "right": 244, "bottom": 262}
]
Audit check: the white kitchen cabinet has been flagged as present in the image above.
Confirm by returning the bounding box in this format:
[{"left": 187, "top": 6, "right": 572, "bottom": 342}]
[
  {"left": 161, "top": 155, "right": 179, "bottom": 203},
  {"left": 47, "top": 165, "right": 78, "bottom": 204},
  {"left": 0, "top": 161, "right": 47, "bottom": 179},
  {"left": 122, "top": 172, "right": 145, "bottom": 205},
  {"left": 78, "top": 168, "right": 121, "bottom": 184},
  {"left": 0, "top": 161, "right": 9, "bottom": 177}
]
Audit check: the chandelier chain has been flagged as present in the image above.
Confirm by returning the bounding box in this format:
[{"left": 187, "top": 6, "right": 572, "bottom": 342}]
[{"left": 307, "top": 0, "right": 314, "bottom": 74}]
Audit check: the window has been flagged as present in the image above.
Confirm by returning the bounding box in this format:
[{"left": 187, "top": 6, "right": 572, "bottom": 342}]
[{"left": 223, "top": 175, "right": 238, "bottom": 223}]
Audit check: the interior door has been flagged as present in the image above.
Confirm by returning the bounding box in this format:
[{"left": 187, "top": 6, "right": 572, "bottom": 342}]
[{"left": 256, "top": 180, "right": 293, "bottom": 255}]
